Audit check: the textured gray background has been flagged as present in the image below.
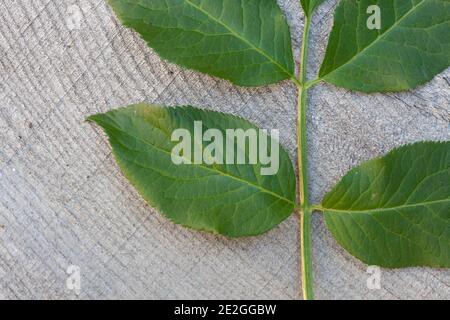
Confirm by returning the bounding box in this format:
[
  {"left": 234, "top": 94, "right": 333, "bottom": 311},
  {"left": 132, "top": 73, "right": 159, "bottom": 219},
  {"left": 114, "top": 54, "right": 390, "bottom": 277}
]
[{"left": 0, "top": 0, "right": 449, "bottom": 300}]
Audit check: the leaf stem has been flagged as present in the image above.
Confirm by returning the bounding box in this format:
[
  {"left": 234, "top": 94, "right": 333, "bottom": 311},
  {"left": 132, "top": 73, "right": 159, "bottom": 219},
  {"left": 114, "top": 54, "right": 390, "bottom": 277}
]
[
  {"left": 311, "top": 204, "right": 324, "bottom": 212},
  {"left": 305, "top": 78, "right": 322, "bottom": 89},
  {"left": 292, "top": 76, "right": 303, "bottom": 87},
  {"left": 297, "top": 14, "right": 314, "bottom": 300}
]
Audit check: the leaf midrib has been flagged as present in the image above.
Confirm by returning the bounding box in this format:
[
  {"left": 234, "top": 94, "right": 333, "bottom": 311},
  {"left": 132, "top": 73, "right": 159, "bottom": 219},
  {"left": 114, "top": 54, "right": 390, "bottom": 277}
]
[
  {"left": 102, "top": 120, "right": 296, "bottom": 206},
  {"left": 321, "top": 198, "right": 450, "bottom": 214},
  {"left": 320, "top": 0, "right": 427, "bottom": 79},
  {"left": 182, "top": 0, "right": 297, "bottom": 82}
]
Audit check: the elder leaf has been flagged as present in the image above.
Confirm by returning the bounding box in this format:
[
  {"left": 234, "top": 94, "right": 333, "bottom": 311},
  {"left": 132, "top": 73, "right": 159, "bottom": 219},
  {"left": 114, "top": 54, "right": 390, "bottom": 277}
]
[
  {"left": 319, "top": 0, "right": 450, "bottom": 92},
  {"left": 88, "top": 104, "right": 296, "bottom": 237},
  {"left": 322, "top": 141, "right": 450, "bottom": 268},
  {"left": 108, "top": 0, "right": 296, "bottom": 87}
]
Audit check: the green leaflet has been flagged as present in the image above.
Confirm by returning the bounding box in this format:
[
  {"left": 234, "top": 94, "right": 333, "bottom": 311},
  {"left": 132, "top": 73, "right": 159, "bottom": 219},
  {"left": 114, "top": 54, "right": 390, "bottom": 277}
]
[
  {"left": 88, "top": 104, "right": 296, "bottom": 237},
  {"left": 107, "top": 0, "right": 296, "bottom": 87},
  {"left": 322, "top": 141, "right": 450, "bottom": 268},
  {"left": 319, "top": 0, "right": 450, "bottom": 92},
  {"left": 300, "top": 0, "right": 326, "bottom": 17}
]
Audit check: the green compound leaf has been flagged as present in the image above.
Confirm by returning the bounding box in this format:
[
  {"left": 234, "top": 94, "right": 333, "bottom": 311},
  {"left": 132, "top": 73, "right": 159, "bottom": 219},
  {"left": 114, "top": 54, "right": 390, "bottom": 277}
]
[
  {"left": 322, "top": 141, "right": 450, "bottom": 268},
  {"left": 319, "top": 0, "right": 450, "bottom": 92},
  {"left": 300, "top": 0, "right": 326, "bottom": 17},
  {"left": 88, "top": 104, "right": 296, "bottom": 237},
  {"left": 108, "top": 0, "right": 296, "bottom": 87}
]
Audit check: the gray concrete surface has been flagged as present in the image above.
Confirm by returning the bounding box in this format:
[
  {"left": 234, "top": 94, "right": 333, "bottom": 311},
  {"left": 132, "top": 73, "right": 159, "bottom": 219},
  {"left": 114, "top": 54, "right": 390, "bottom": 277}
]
[{"left": 0, "top": 0, "right": 449, "bottom": 300}]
